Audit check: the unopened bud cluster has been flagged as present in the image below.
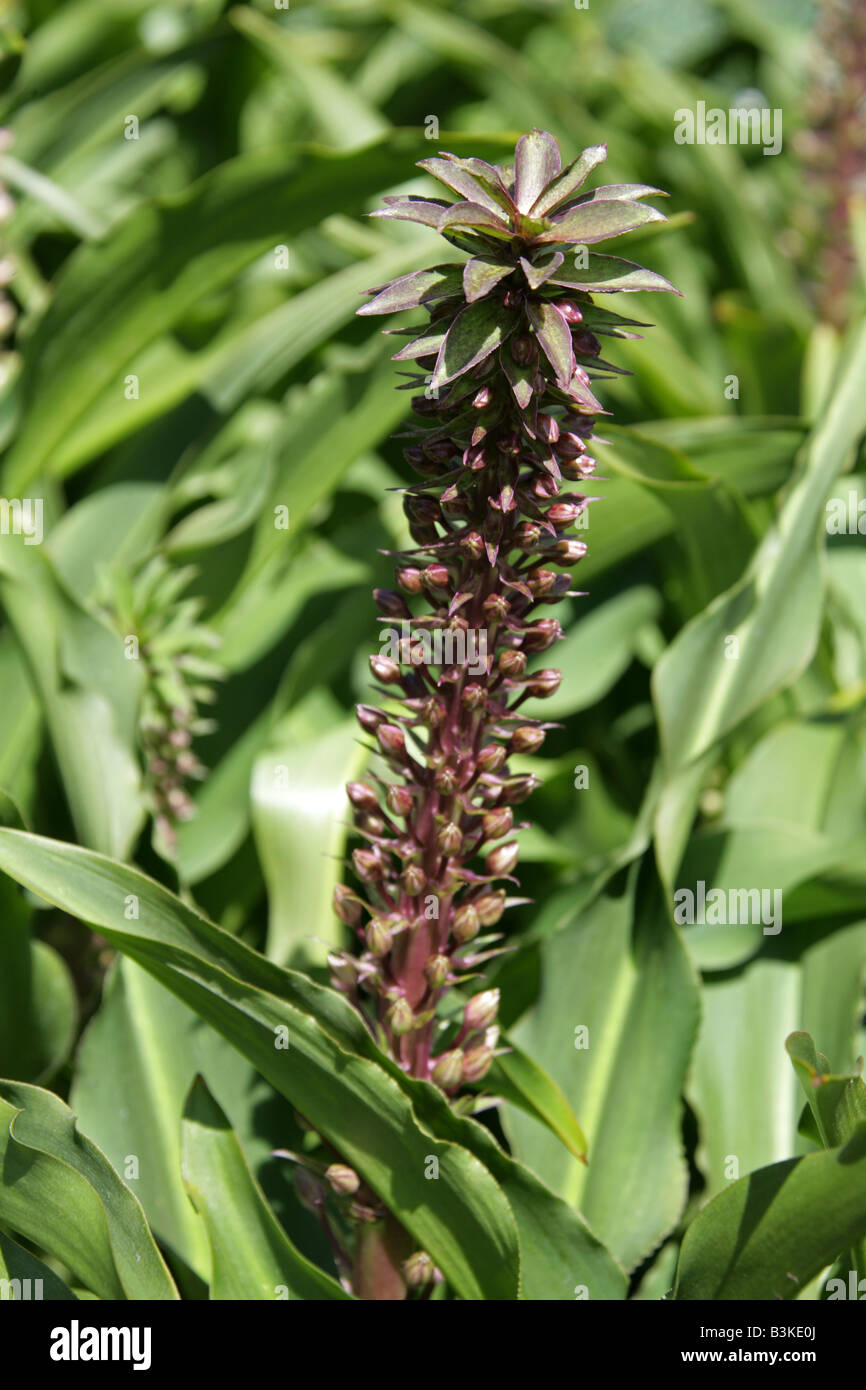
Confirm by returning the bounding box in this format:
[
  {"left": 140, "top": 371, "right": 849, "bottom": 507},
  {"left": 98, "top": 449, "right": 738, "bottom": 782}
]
[
  {"left": 99, "top": 554, "right": 223, "bottom": 857},
  {"left": 329, "top": 131, "right": 676, "bottom": 1093}
]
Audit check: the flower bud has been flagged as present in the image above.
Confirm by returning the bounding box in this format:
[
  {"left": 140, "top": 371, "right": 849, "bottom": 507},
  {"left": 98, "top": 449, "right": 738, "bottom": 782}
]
[
  {"left": 387, "top": 996, "right": 415, "bottom": 1036},
  {"left": 328, "top": 951, "right": 358, "bottom": 987},
  {"left": 325, "top": 1163, "right": 360, "bottom": 1195},
  {"left": 370, "top": 654, "right": 402, "bottom": 683},
  {"left": 374, "top": 588, "right": 410, "bottom": 618},
  {"left": 558, "top": 300, "right": 583, "bottom": 324},
  {"left": 477, "top": 743, "right": 506, "bottom": 773},
  {"left": 462, "top": 1044, "right": 494, "bottom": 1082},
  {"left": 434, "top": 765, "right": 457, "bottom": 795},
  {"left": 424, "top": 954, "right": 450, "bottom": 989},
  {"left": 386, "top": 783, "right": 414, "bottom": 818},
  {"left": 498, "top": 647, "right": 526, "bottom": 677},
  {"left": 536, "top": 413, "right": 560, "bottom": 444},
  {"left": 554, "top": 538, "right": 588, "bottom": 563},
  {"left": 333, "top": 883, "right": 363, "bottom": 926},
  {"left": 526, "top": 669, "right": 562, "bottom": 698},
  {"left": 366, "top": 917, "right": 392, "bottom": 956},
  {"left": 423, "top": 564, "right": 450, "bottom": 590},
  {"left": 432, "top": 1048, "right": 464, "bottom": 1089},
  {"left": 514, "top": 520, "right": 541, "bottom": 550},
  {"left": 547, "top": 499, "right": 584, "bottom": 528},
  {"left": 437, "top": 822, "right": 462, "bottom": 855},
  {"left": 356, "top": 704, "right": 386, "bottom": 732},
  {"left": 482, "top": 806, "right": 513, "bottom": 839},
  {"left": 452, "top": 902, "right": 480, "bottom": 944},
  {"left": 511, "top": 334, "right": 537, "bottom": 365},
  {"left": 460, "top": 530, "right": 484, "bottom": 558},
  {"left": 523, "top": 619, "right": 562, "bottom": 652},
  {"left": 486, "top": 841, "right": 520, "bottom": 876},
  {"left": 347, "top": 781, "right": 379, "bottom": 813},
  {"left": 353, "top": 847, "right": 383, "bottom": 882},
  {"left": 482, "top": 593, "right": 509, "bottom": 621},
  {"left": 401, "top": 863, "right": 426, "bottom": 896},
  {"left": 397, "top": 567, "right": 424, "bottom": 594},
  {"left": 377, "top": 724, "right": 406, "bottom": 757},
  {"left": 501, "top": 774, "right": 540, "bottom": 805},
  {"left": 461, "top": 683, "right": 486, "bottom": 710},
  {"left": 475, "top": 890, "right": 506, "bottom": 926},
  {"left": 464, "top": 988, "right": 500, "bottom": 1033},
  {"left": 511, "top": 725, "right": 545, "bottom": 754},
  {"left": 558, "top": 431, "right": 587, "bottom": 458},
  {"left": 573, "top": 328, "right": 601, "bottom": 356},
  {"left": 403, "top": 1251, "right": 436, "bottom": 1288}
]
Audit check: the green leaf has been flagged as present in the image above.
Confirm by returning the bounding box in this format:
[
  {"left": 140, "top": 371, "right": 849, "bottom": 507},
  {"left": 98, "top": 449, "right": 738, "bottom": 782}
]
[
  {"left": 527, "top": 300, "right": 574, "bottom": 388},
  {"left": 508, "top": 859, "right": 700, "bottom": 1272},
  {"left": 0, "top": 1229, "right": 77, "bottom": 1301},
  {"left": 530, "top": 144, "right": 607, "bottom": 217},
  {"left": 0, "top": 828, "right": 520, "bottom": 1301},
  {"left": 2, "top": 137, "right": 452, "bottom": 493},
  {"left": 462, "top": 255, "right": 512, "bottom": 303},
  {"left": 538, "top": 199, "right": 666, "bottom": 245},
  {"left": 551, "top": 253, "right": 679, "bottom": 294},
  {"left": 0, "top": 1081, "right": 178, "bottom": 1300},
  {"left": 653, "top": 314, "right": 866, "bottom": 774},
  {"left": 250, "top": 711, "right": 365, "bottom": 966},
  {"left": 513, "top": 129, "right": 561, "bottom": 214},
  {"left": 490, "top": 1037, "right": 588, "bottom": 1163},
  {"left": 674, "top": 1124, "right": 866, "bottom": 1300},
  {"left": 181, "top": 1077, "right": 352, "bottom": 1300},
  {"left": 787, "top": 1032, "right": 866, "bottom": 1150},
  {"left": 357, "top": 265, "right": 463, "bottom": 316},
  {"left": 430, "top": 298, "right": 510, "bottom": 388}
]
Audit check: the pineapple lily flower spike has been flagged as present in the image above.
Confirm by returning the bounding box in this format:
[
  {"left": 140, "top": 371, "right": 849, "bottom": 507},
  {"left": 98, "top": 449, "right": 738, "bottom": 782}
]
[{"left": 330, "top": 129, "right": 680, "bottom": 1097}]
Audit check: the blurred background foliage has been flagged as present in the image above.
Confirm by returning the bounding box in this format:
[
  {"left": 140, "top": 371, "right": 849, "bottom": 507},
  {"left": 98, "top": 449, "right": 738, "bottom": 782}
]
[{"left": 1, "top": 0, "right": 866, "bottom": 1296}]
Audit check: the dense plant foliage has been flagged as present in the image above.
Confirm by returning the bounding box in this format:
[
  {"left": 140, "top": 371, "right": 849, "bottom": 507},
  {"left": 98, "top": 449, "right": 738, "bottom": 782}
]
[{"left": 0, "top": 0, "right": 865, "bottom": 1305}]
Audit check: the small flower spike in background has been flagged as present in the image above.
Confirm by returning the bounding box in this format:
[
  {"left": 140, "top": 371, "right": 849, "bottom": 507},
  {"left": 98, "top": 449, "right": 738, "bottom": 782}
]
[{"left": 330, "top": 131, "right": 679, "bottom": 1096}]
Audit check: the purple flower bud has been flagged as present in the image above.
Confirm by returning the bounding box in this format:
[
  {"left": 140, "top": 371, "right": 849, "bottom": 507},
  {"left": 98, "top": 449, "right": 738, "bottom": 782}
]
[
  {"left": 333, "top": 884, "right": 362, "bottom": 926},
  {"left": 353, "top": 848, "right": 384, "bottom": 882},
  {"left": 386, "top": 783, "right": 414, "bottom": 818},
  {"left": 486, "top": 840, "right": 520, "bottom": 876},
  {"left": 573, "top": 328, "right": 601, "bottom": 356},
  {"left": 483, "top": 593, "right": 509, "bottom": 621},
  {"left": 397, "top": 567, "right": 424, "bottom": 594},
  {"left": 536, "top": 413, "right": 560, "bottom": 444},
  {"left": 498, "top": 647, "right": 526, "bottom": 677},
  {"left": 377, "top": 724, "right": 406, "bottom": 757},
  {"left": 356, "top": 703, "right": 386, "bottom": 732},
  {"left": 511, "top": 334, "right": 537, "bottom": 365},
  {"left": 475, "top": 890, "right": 506, "bottom": 926},
  {"left": 366, "top": 917, "right": 392, "bottom": 955},
  {"left": 374, "top": 588, "right": 410, "bottom": 618},
  {"left": 403, "top": 1251, "right": 436, "bottom": 1288},
  {"left": 523, "top": 619, "right": 562, "bottom": 652},
  {"left": 325, "top": 1163, "right": 361, "bottom": 1195},
  {"left": 526, "top": 668, "right": 562, "bottom": 698},
  {"left": 482, "top": 807, "right": 513, "bottom": 839},
  {"left": 477, "top": 744, "right": 506, "bottom": 773},
  {"left": 424, "top": 954, "right": 450, "bottom": 989},
  {"left": 347, "top": 781, "right": 379, "bottom": 813},
  {"left": 370, "top": 654, "right": 402, "bottom": 683},
  {"left": 437, "top": 822, "right": 463, "bottom": 855},
  {"left": 462, "top": 1044, "right": 494, "bottom": 1082},
  {"left": 511, "top": 726, "right": 546, "bottom": 754},
  {"left": 401, "top": 863, "right": 426, "bottom": 895},
  {"left": 464, "top": 988, "right": 500, "bottom": 1033},
  {"left": 558, "top": 300, "right": 584, "bottom": 324},
  {"left": 452, "top": 902, "right": 480, "bottom": 944}
]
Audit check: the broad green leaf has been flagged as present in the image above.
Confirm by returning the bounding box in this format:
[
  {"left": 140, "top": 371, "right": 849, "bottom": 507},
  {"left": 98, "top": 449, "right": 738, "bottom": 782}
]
[
  {"left": 0, "top": 1081, "right": 178, "bottom": 1300},
  {"left": 551, "top": 254, "right": 678, "bottom": 294},
  {"left": 508, "top": 859, "right": 700, "bottom": 1272},
  {"left": 653, "top": 315, "right": 866, "bottom": 774},
  {"left": 0, "top": 1230, "right": 77, "bottom": 1301},
  {"left": 430, "top": 298, "right": 510, "bottom": 389},
  {"left": 538, "top": 199, "right": 666, "bottom": 244},
  {"left": 2, "top": 137, "right": 463, "bottom": 492},
  {"left": 251, "top": 709, "right": 366, "bottom": 966},
  {"left": 0, "top": 828, "right": 520, "bottom": 1301},
  {"left": 674, "top": 1124, "right": 866, "bottom": 1300},
  {"left": 181, "top": 1077, "right": 351, "bottom": 1300},
  {"left": 526, "top": 300, "right": 573, "bottom": 388},
  {"left": 787, "top": 1032, "right": 866, "bottom": 1150},
  {"left": 491, "top": 1038, "right": 588, "bottom": 1163}
]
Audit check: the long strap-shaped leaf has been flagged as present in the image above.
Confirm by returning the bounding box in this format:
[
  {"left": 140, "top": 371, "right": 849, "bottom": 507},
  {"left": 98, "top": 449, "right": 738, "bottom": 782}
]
[
  {"left": 0, "top": 828, "right": 626, "bottom": 1299},
  {"left": 0, "top": 1081, "right": 179, "bottom": 1299}
]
